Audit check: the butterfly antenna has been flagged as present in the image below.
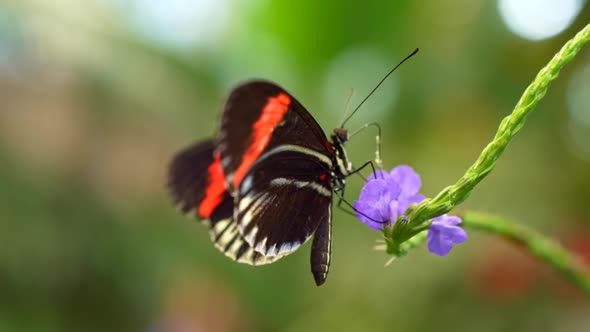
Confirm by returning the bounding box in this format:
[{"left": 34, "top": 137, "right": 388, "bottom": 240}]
[
  {"left": 340, "top": 48, "right": 419, "bottom": 128},
  {"left": 338, "top": 88, "right": 356, "bottom": 126}
]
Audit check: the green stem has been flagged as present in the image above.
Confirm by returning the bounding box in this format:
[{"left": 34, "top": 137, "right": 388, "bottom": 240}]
[
  {"left": 462, "top": 211, "right": 590, "bottom": 295},
  {"left": 392, "top": 211, "right": 590, "bottom": 296},
  {"left": 381, "top": 24, "right": 590, "bottom": 296},
  {"left": 385, "top": 24, "right": 590, "bottom": 242}
]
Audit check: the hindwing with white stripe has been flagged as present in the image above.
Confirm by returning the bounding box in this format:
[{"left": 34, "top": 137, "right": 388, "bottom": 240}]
[
  {"left": 209, "top": 217, "right": 284, "bottom": 265},
  {"left": 235, "top": 147, "right": 333, "bottom": 257}
]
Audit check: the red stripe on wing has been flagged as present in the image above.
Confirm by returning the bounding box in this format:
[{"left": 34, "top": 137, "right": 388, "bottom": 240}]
[
  {"left": 198, "top": 152, "right": 227, "bottom": 218},
  {"left": 232, "top": 93, "right": 291, "bottom": 188}
]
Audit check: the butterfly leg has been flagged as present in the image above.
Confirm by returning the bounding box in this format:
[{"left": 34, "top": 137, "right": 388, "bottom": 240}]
[
  {"left": 332, "top": 185, "right": 359, "bottom": 219},
  {"left": 349, "top": 159, "right": 377, "bottom": 180},
  {"left": 334, "top": 159, "right": 376, "bottom": 215},
  {"left": 333, "top": 188, "right": 385, "bottom": 224}
]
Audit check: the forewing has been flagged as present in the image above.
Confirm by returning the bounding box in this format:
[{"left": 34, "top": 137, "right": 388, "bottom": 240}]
[
  {"left": 235, "top": 149, "right": 333, "bottom": 257},
  {"left": 217, "top": 80, "right": 334, "bottom": 191}
]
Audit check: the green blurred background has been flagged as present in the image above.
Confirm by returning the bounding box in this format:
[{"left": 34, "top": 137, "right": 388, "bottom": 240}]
[{"left": 1, "top": 1, "right": 589, "bottom": 331}]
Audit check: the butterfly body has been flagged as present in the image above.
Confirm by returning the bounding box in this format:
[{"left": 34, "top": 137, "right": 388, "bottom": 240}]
[{"left": 168, "top": 80, "right": 351, "bottom": 286}]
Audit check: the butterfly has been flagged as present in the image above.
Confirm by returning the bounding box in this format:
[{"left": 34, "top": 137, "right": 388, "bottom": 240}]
[
  {"left": 168, "top": 81, "right": 352, "bottom": 286},
  {"left": 167, "top": 49, "right": 418, "bottom": 286}
]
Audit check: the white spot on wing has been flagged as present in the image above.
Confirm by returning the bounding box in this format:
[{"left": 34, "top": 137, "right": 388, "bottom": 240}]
[
  {"left": 222, "top": 157, "right": 232, "bottom": 168},
  {"left": 212, "top": 219, "right": 230, "bottom": 235},
  {"left": 266, "top": 243, "right": 278, "bottom": 256},
  {"left": 239, "top": 194, "right": 254, "bottom": 211},
  {"left": 218, "top": 223, "right": 239, "bottom": 247},
  {"left": 206, "top": 220, "right": 288, "bottom": 266},
  {"left": 269, "top": 178, "right": 290, "bottom": 186},
  {"left": 240, "top": 174, "right": 253, "bottom": 194},
  {"left": 225, "top": 236, "right": 244, "bottom": 260},
  {"left": 254, "top": 236, "right": 268, "bottom": 254},
  {"left": 236, "top": 247, "right": 255, "bottom": 264},
  {"left": 244, "top": 225, "right": 259, "bottom": 246},
  {"left": 237, "top": 192, "right": 268, "bottom": 228},
  {"left": 278, "top": 241, "right": 301, "bottom": 255}
]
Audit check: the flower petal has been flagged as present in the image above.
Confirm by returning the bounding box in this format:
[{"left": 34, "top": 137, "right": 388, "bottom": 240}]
[
  {"left": 442, "top": 215, "right": 462, "bottom": 226},
  {"left": 390, "top": 165, "right": 422, "bottom": 196},
  {"left": 448, "top": 226, "right": 468, "bottom": 243},
  {"left": 353, "top": 200, "right": 377, "bottom": 222},
  {"left": 358, "top": 179, "right": 388, "bottom": 202},
  {"left": 427, "top": 214, "right": 468, "bottom": 256},
  {"left": 373, "top": 198, "right": 390, "bottom": 221},
  {"left": 385, "top": 177, "right": 402, "bottom": 199},
  {"left": 353, "top": 200, "right": 384, "bottom": 230},
  {"left": 388, "top": 200, "right": 399, "bottom": 222},
  {"left": 368, "top": 170, "right": 391, "bottom": 181},
  {"left": 427, "top": 230, "right": 453, "bottom": 256},
  {"left": 429, "top": 220, "right": 459, "bottom": 236}
]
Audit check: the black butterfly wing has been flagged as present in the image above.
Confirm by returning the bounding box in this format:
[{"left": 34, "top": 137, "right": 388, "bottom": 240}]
[
  {"left": 168, "top": 140, "right": 218, "bottom": 218},
  {"left": 168, "top": 140, "right": 229, "bottom": 221},
  {"left": 167, "top": 139, "right": 281, "bottom": 265},
  {"left": 235, "top": 147, "right": 333, "bottom": 257},
  {"left": 217, "top": 81, "right": 337, "bottom": 284},
  {"left": 216, "top": 80, "right": 334, "bottom": 192},
  {"left": 169, "top": 81, "right": 336, "bottom": 284}
]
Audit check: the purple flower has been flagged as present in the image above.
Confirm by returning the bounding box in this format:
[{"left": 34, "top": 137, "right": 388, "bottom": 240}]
[
  {"left": 354, "top": 165, "right": 424, "bottom": 230},
  {"left": 390, "top": 166, "right": 426, "bottom": 216},
  {"left": 427, "top": 215, "right": 468, "bottom": 256},
  {"left": 353, "top": 176, "right": 400, "bottom": 230},
  {"left": 355, "top": 165, "right": 467, "bottom": 256}
]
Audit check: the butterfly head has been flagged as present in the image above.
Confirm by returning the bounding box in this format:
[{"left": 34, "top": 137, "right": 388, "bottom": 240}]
[{"left": 332, "top": 127, "right": 349, "bottom": 145}]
